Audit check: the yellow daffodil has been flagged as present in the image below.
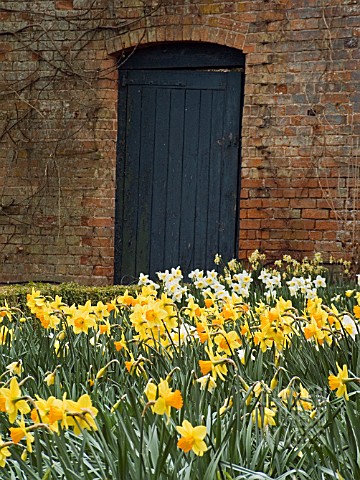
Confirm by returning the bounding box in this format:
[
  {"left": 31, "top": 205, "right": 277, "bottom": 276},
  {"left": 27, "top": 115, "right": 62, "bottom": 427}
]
[
  {"left": 125, "top": 353, "right": 148, "bottom": 377},
  {"left": 26, "top": 288, "right": 45, "bottom": 313},
  {"left": 99, "top": 320, "right": 111, "bottom": 336},
  {"left": 328, "top": 364, "right": 350, "bottom": 400},
  {"left": 72, "top": 302, "right": 97, "bottom": 335},
  {"left": 44, "top": 371, "right": 56, "bottom": 387},
  {"left": 144, "top": 378, "right": 183, "bottom": 418},
  {"left": 196, "top": 375, "right": 216, "bottom": 393},
  {"left": 93, "top": 301, "right": 110, "bottom": 321},
  {"left": 66, "top": 394, "right": 98, "bottom": 435},
  {"left": 31, "top": 395, "right": 60, "bottom": 432},
  {"left": 9, "top": 416, "right": 34, "bottom": 452},
  {"left": 353, "top": 305, "right": 360, "bottom": 320},
  {"left": 199, "top": 346, "right": 232, "bottom": 381},
  {"left": 48, "top": 396, "right": 69, "bottom": 429},
  {"left": 219, "top": 396, "right": 233, "bottom": 416},
  {"left": 196, "top": 322, "right": 209, "bottom": 344},
  {"left": 0, "top": 377, "right": 30, "bottom": 423},
  {"left": 6, "top": 360, "right": 23, "bottom": 377},
  {"left": 0, "top": 301, "right": 12, "bottom": 322},
  {"left": 0, "top": 435, "right": 11, "bottom": 467},
  {"left": 114, "top": 333, "right": 128, "bottom": 352},
  {"left": 176, "top": 420, "right": 207, "bottom": 456},
  {"left": 278, "top": 383, "right": 313, "bottom": 411},
  {"left": 0, "top": 326, "right": 13, "bottom": 346},
  {"left": 184, "top": 297, "right": 203, "bottom": 320},
  {"left": 117, "top": 289, "right": 137, "bottom": 307},
  {"left": 50, "top": 295, "right": 63, "bottom": 310},
  {"left": 130, "top": 299, "right": 169, "bottom": 340},
  {"left": 303, "top": 318, "right": 331, "bottom": 346},
  {"left": 214, "top": 330, "right": 241, "bottom": 355},
  {"left": 252, "top": 405, "right": 277, "bottom": 428}
]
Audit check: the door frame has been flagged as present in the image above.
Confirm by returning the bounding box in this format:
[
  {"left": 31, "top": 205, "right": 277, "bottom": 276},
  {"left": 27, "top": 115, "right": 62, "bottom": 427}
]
[{"left": 115, "top": 42, "right": 245, "bottom": 284}]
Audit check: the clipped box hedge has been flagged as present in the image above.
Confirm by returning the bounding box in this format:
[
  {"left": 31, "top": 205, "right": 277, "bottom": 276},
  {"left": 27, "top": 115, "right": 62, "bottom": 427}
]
[{"left": 0, "top": 282, "right": 139, "bottom": 311}]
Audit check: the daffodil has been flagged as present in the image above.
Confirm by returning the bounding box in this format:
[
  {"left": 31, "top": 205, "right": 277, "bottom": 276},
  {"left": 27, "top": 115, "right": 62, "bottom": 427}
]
[
  {"left": 114, "top": 333, "right": 128, "bottom": 352},
  {"left": 184, "top": 297, "right": 203, "bottom": 320},
  {"left": 130, "top": 299, "right": 169, "bottom": 340},
  {"left": 66, "top": 394, "right": 98, "bottom": 435},
  {"left": 176, "top": 420, "right": 207, "bottom": 456},
  {"left": 26, "top": 288, "right": 45, "bottom": 313},
  {"left": 0, "top": 377, "right": 30, "bottom": 423},
  {"left": 50, "top": 295, "right": 63, "bottom": 310},
  {"left": 6, "top": 360, "right": 23, "bottom": 377},
  {"left": 252, "top": 405, "right": 277, "bottom": 428},
  {"left": 48, "top": 396, "right": 69, "bottom": 429},
  {"left": 72, "top": 302, "right": 97, "bottom": 334},
  {"left": 0, "top": 301, "right": 12, "bottom": 322},
  {"left": 31, "top": 395, "right": 60, "bottom": 432},
  {"left": 196, "top": 375, "right": 216, "bottom": 393},
  {"left": 116, "top": 289, "right": 137, "bottom": 307},
  {"left": 37, "top": 307, "right": 61, "bottom": 330},
  {"left": 219, "top": 396, "right": 233, "bottom": 415},
  {"left": 328, "top": 364, "right": 350, "bottom": 400},
  {"left": 93, "top": 301, "right": 110, "bottom": 321},
  {"left": 278, "top": 383, "right": 313, "bottom": 411},
  {"left": 0, "top": 435, "right": 11, "bottom": 468},
  {"left": 303, "top": 318, "right": 329, "bottom": 346},
  {"left": 341, "top": 315, "right": 358, "bottom": 340},
  {"left": 198, "top": 346, "right": 231, "bottom": 381},
  {"left": 0, "top": 326, "right": 13, "bottom": 346},
  {"left": 44, "top": 371, "right": 56, "bottom": 387},
  {"left": 196, "top": 322, "right": 209, "bottom": 343},
  {"left": 99, "top": 320, "right": 111, "bottom": 336},
  {"left": 9, "top": 416, "right": 34, "bottom": 452},
  {"left": 214, "top": 330, "right": 241, "bottom": 355},
  {"left": 125, "top": 353, "right": 147, "bottom": 377},
  {"left": 144, "top": 378, "right": 183, "bottom": 418}
]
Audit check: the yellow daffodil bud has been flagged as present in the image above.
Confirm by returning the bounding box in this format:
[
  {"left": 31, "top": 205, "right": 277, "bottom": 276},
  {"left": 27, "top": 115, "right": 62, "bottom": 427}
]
[
  {"left": 44, "top": 372, "right": 56, "bottom": 386},
  {"left": 6, "top": 360, "right": 23, "bottom": 376},
  {"left": 96, "top": 367, "right": 107, "bottom": 380}
]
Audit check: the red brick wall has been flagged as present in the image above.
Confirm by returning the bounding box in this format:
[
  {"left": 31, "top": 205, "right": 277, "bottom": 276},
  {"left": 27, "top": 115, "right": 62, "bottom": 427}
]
[{"left": 0, "top": 0, "right": 359, "bottom": 284}]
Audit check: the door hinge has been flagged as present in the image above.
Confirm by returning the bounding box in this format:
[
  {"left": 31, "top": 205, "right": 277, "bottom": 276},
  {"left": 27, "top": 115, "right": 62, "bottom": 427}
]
[
  {"left": 121, "top": 73, "right": 127, "bottom": 87},
  {"left": 217, "top": 132, "right": 240, "bottom": 148}
]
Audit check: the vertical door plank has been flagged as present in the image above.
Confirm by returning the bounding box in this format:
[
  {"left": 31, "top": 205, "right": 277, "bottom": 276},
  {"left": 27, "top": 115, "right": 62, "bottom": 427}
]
[
  {"left": 179, "top": 89, "right": 201, "bottom": 272},
  {"left": 149, "top": 88, "right": 171, "bottom": 275},
  {"left": 120, "top": 85, "right": 142, "bottom": 280},
  {"left": 219, "top": 72, "right": 242, "bottom": 262},
  {"left": 206, "top": 90, "right": 225, "bottom": 265},
  {"left": 165, "top": 89, "right": 185, "bottom": 269},
  {"left": 114, "top": 74, "right": 128, "bottom": 284},
  {"left": 136, "top": 87, "right": 157, "bottom": 276},
  {"left": 193, "top": 89, "right": 212, "bottom": 270}
]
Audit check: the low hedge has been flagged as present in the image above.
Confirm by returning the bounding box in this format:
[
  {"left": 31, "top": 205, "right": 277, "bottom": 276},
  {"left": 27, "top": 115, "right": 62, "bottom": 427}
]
[{"left": 0, "top": 282, "right": 139, "bottom": 312}]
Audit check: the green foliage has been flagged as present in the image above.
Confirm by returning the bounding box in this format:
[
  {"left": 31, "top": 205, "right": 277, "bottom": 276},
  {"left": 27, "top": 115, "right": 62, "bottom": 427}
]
[{"left": 0, "top": 283, "right": 138, "bottom": 311}]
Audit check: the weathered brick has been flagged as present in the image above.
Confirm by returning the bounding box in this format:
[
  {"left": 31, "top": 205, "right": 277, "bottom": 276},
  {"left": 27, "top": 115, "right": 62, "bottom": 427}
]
[
  {"left": 55, "top": 0, "right": 73, "bottom": 9},
  {"left": 302, "top": 209, "right": 330, "bottom": 219}
]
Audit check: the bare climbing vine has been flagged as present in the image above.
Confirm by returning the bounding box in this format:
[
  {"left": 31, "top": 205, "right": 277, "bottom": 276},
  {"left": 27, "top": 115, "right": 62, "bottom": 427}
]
[
  {"left": 308, "top": 1, "right": 360, "bottom": 269},
  {"left": 252, "top": 0, "right": 359, "bottom": 269},
  {"left": 0, "top": 0, "right": 160, "bottom": 258}
]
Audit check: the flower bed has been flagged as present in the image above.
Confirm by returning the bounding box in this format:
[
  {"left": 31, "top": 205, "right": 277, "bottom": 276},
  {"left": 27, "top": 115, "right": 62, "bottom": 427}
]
[{"left": 0, "top": 253, "right": 359, "bottom": 479}]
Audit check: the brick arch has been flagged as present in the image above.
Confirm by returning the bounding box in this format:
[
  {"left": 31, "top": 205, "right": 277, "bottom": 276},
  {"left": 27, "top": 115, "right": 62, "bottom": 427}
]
[{"left": 106, "top": 24, "right": 251, "bottom": 56}]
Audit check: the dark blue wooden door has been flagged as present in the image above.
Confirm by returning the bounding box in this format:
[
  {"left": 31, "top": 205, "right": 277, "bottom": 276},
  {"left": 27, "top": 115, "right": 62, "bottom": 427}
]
[{"left": 115, "top": 69, "right": 242, "bottom": 282}]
